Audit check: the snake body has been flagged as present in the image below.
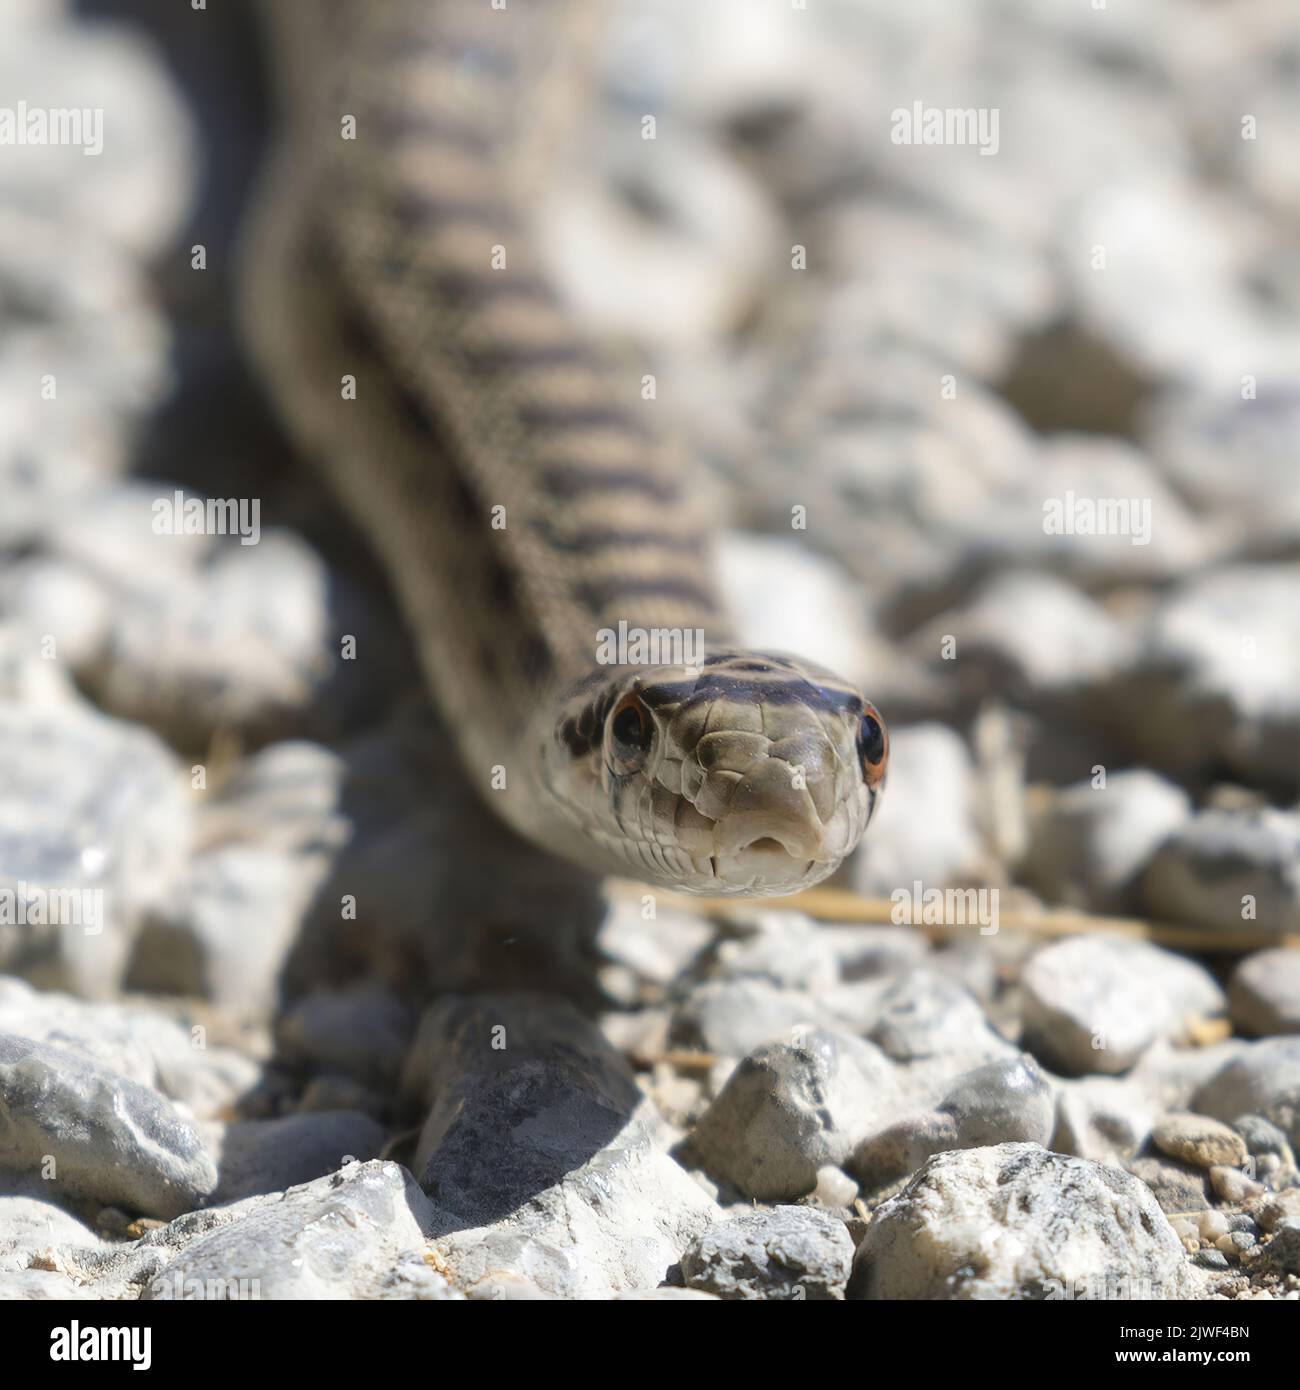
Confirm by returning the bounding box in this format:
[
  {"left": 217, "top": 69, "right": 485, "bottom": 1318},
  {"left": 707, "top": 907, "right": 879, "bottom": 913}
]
[{"left": 241, "top": 0, "right": 887, "bottom": 895}]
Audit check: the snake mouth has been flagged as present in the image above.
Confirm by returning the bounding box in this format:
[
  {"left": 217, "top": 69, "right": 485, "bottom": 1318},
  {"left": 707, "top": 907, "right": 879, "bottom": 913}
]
[
  {"left": 742, "top": 836, "right": 787, "bottom": 855},
  {"left": 714, "top": 813, "right": 831, "bottom": 863},
  {"left": 678, "top": 767, "right": 859, "bottom": 893},
  {"left": 708, "top": 833, "right": 826, "bottom": 894}
]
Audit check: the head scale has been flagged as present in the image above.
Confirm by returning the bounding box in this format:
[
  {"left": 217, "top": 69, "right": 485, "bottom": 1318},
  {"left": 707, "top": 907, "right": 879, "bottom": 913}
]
[{"left": 541, "top": 650, "right": 887, "bottom": 896}]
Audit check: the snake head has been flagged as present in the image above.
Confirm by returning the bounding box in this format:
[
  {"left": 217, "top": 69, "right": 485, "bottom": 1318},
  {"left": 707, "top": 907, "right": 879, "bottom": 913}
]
[{"left": 544, "top": 650, "right": 887, "bottom": 896}]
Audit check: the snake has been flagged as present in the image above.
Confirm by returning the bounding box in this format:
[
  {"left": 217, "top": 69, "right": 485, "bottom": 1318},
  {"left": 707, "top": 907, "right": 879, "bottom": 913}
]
[{"left": 239, "top": 0, "right": 887, "bottom": 897}]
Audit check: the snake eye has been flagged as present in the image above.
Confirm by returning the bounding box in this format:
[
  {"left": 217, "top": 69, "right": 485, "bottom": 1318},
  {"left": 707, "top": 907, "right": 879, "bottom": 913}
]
[
  {"left": 856, "top": 708, "right": 887, "bottom": 784},
  {"left": 608, "top": 692, "right": 653, "bottom": 775}
]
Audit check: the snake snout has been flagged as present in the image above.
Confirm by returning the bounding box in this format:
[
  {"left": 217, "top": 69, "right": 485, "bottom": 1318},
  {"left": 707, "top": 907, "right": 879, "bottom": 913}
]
[
  {"left": 710, "top": 755, "right": 836, "bottom": 862},
  {"left": 562, "top": 652, "right": 880, "bottom": 894}
]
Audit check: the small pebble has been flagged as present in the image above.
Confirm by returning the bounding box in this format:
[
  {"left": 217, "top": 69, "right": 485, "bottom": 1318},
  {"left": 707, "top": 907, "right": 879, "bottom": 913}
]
[
  {"left": 1193, "top": 1040, "right": 1300, "bottom": 1151},
  {"left": 1229, "top": 948, "right": 1300, "bottom": 1037},
  {"left": 1192, "top": 1248, "right": 1230, "bottom": 1271},
  {"left": 1232, "top": 1114, "right": 1296, "bottom": 1168},
  {"left": 1264, "top": 1222, "right": 1300, "bottom": 1275},
  {"left": 681, "top": 1206, "right": 854, "bottom": 1300},
  {"left": 1254, "top": 1190, "right": 1300, "bottom": 1232},
  {"left": 1197, "top": 1210, "right": 1229, "bottom": 1241},
  {"left": 95, "top": 1207, "right": 133, "bottom": 1237},
  {"left": 812, "top": 1165, "right": 859, "bottom": 1209},
  {"left": 1209, "top": 1164, "right": 1264, "bottom": 1204},
  {"left": 1127, "top": 1156, "right": 1208, "bottom": 1214},
  {"left": 1152, "top": 1112, "right": 1248, "bottom": 1171}
]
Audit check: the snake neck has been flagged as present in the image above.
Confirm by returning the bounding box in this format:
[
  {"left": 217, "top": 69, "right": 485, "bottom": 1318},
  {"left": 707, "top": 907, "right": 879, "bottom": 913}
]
[{"left": 244, "top": 0, "right": 734, "bottom": 833}]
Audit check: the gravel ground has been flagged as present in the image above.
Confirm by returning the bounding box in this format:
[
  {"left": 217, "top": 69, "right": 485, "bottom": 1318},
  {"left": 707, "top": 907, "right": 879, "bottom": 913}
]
[{"left": 0, "top": 0, "right": 1297, "bottom": 1301}]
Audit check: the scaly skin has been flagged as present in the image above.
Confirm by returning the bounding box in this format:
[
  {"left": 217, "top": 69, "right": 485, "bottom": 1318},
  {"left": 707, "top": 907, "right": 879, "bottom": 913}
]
[{"left": 240, "top": 0, "right": 887, "bottom": 894}]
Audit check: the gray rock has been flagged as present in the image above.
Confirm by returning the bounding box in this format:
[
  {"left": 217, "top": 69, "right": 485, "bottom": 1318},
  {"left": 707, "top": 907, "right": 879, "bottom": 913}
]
[
  {"left": 717, "top": 535, "right": 885, "bottom": 701},
  {"left": 688, "top": 1027, "right": 899, "bottom": 1201},
  {"left": 0, "top": 701, "right": 191, "bottom": 997},
  {"left": 542, "top": 104, "right": 777, "bottom": 347},
  {"left": 989, "top": 437, "right": 1210, "bottom": 585},
  {"left": 191, "top": 739, "right": 350, "bottom": 856},
  {"left": 711, "top": 911, "right": 840, "bottom": 992},
  {"left": 296, "top": 1075, "right": 387, "bottom": 1119},
  {"left": 596, "top": 898, "right": 714, "bottom": 986},
  {"left": 1057, "top": 175, "right": 1270, "bottom": 388},
  {"left": 270, "top": 713, "right": 607, "bottom": 1000},
  {"left": 129, "top": 740, "right": 348, "bottom": 1016},
  {"left": 0, "top": 1267, "right": 94, "bottom": 1299},
  {"left": 1020, "top": 936, "right": 1224, "bottom": 1076},
  {"left": 276, "top": 986, "right": 414, "bottom": 1086},
  {"left": 1231, "top": 1115, "right": 1295, "bottom": 1170},
  {"left": 0, "top": 1178, "right": 107, "bottom": 1269},
  {"left": 1229, "top": 948, "right": 1300, "bottom": 1036},
  {"left": 0, "top": 21, "right": 195, "bottom": 257},
  {"left": 463, "top": 1273, "right": 552, "bottom": 1301},
  {"left": 1052, "top": 1074, "right": 1157, "bottom": 1165},
  {"left": 680, "top": 1206, "right": 853, "bottom": 1300},
  {"left": 41, "top": 484, "right": 213, "bottom": 590},
  {"left": 671, "top": 978, "right": 827, "bottom": 1059},
  {"left": 1192, "top": 1038, "right": 1300, "bottom": 1150},
  {"left": 849, "top": 1143, "right": 1202, "bottom": 1300},
  {"left": 1263, "top": 1222, "right": 1300, "bottom": 1276},
  {"left": 403, "top": 995, "right": 717, "bottom": 1298},
  {"left": 812, "top": 1165, "right": 859, "bottom": 1209},
  {"left": 1146, "top": 383, "right": 1300, "bottom": 559},
  {"left": 142, "top": 1161, "right": 434, "bottom": 1300},
  {"left": 767, "top": 343, "right": 1042, "bottom": 606},
  {"left": 917, "top": 570, "right": 1129, "bottom": 700},
  {"left": 0, "top": 371, "right": 125, "bottom": 556},
  {"left": 1151, "top": 1113, "right": 1247, "bottom": 1171},
  {"left": 207, "top": 1111, "right": 389, "bottom": 1203},
  {"left": 851, "top": 1056, "right": 1056, "bottom": 1186},
  {"left": 1208, "top": 1164, "right": 1264, "bottom": 1205},
  {"left": 1125, "top": 1156, "right": 1210, "bottom": 1215},
  {"left": 132, "top": 847, "right": 332, "bottom": 1023},
  {"left": 1116, "top": 567, "right": 1300, "bottom": 789},
  {"left": 851, "top": 724, "right": 984, "bottom": 897},
  {"left": 1128, "top": 1037, "right": 1250, "bottom": 1116},
  {"left": 372, "top": 1252, "right": 465, "bottom": 1301},
  {"left": 1143, "top": 807, "right": 1300, "bottom": 937},
  {"left": 89, "top": 530, "right": 406, "bottom": 751},
  {"left": 868, "top": 969, "right": 1014, "bottom": 1064},
  {"left": 815, "top": 978, "right": 898, "bottom": 1035},
  {"left": 821, "top": 925, "right": 929, "bottom": 982},
  {"left": 1024, "top": 771, "right": 1192, "bottom": 915},
  {"left": 929, "top": 940, "right": 1000, "bottom": 1004},
  {"left": 1254, "top": 1190, "right": 1300, "bottom": 1233},
  {"left": 815, "top": 207, "right": 1054, "bottom": 379},
  {"left": 0, "top": 976, "right": 259, "bottom": 1120},
  {"left": 613, "top": 1286, "right": 718, "bottom": 1301},
  {"left": 37, "top": 1203, "right": 248, "bottom": 1301},
  {"left": 0, "top": 251, "right": 165, "bottom": 546},
  {"left": 1192, "top": 1248, "right": 1230, "bottom": 1272},
  {"left": 0, "top": 1033, "right": 217, "bottom": 1219},
  {"left": 0, "top": 557, "right": 112, "bottom": 673},
  {"left": 0, "top": 621, "right": 82, "bottom": 708}
]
